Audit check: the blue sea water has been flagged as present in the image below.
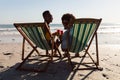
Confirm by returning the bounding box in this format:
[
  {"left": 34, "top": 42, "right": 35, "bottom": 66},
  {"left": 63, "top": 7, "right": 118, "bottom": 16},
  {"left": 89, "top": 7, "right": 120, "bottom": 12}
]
[
  {"left": 0, "top": 24, "right": 64, "bottom": 35},
  {"left": 0, "top": 23, "right": 120, "bottom": 44}
]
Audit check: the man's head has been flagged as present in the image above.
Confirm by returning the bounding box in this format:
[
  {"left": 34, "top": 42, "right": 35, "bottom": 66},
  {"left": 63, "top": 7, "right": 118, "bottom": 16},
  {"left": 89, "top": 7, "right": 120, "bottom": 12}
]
[
  {"left": 61, "top": 13, "right": 75, "bottom": 29},
  {"left": 42, "top": 10, "right": 53, "bottom": 24}
]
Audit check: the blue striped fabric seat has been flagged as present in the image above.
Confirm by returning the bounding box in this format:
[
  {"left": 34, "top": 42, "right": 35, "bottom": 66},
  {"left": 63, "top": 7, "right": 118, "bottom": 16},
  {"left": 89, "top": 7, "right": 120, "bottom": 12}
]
[
  {"left": 21, "top": 25, "right": 51, "bottom": 50},
  {"left": 70, "top": 21, "right": 97, "bottom": 53},
  {"left": 65, "top": 18, "right": 102, "bottom": 70}
]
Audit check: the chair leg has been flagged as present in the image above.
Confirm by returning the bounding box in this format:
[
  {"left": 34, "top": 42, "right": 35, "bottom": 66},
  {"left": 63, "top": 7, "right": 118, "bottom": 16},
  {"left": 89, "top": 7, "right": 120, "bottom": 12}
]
[
  {"left": 54, "top": 40, "right": 62, "bottom": 57},
  {"left": 66, "top": 52, "right": 74, "bottom": 70},
  {"left": 95, "top": 33, "right": 99, "bottom": 66},
  {"left": 16, "top": 48, "right": 35, "bottom": 70},
  {"left": 74, "top": 52, "right": 101, "bottom": 70},
  {"left": 68, "top": 49, "right": 101, "bottom": 70},
  {"left": 53, "top": 44, "right": 62, "bottom": 58},
  {"left": 17, "top": 48, "right": 51, "bottom": 72},
  {"left": 22, "top": 37, "right": 25, "bottom": 60},
  {"left": 22, "top": 38, "right": 41, "bottom": 60},
  {"left": 46, "top": 50, "right": 49, "bottom": 55},
  {"left": 56, "top": 47, "right": 62, "bottom": 58},
  {"left": 76, "top": 33, "right": 100, "bottom": 70},
  {"left": 86, "top": 52, "right": 98, "bottom": 68}
]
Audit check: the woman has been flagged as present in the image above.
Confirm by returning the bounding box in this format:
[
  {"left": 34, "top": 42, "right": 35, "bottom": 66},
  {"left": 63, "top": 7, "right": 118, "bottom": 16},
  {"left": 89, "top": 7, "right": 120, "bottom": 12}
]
[{"left": 61, "top": 13, "right": 79, "bottom": 57}]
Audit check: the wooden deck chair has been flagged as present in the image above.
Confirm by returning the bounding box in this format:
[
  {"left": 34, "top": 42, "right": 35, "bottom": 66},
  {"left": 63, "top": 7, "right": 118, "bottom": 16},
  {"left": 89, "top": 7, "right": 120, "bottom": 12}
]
[
  {"left": 64, "top": 18, "right": 102, "bottom": 70},
  {"left": 14, "top": 22, "right": 61, "bottom": 72}
]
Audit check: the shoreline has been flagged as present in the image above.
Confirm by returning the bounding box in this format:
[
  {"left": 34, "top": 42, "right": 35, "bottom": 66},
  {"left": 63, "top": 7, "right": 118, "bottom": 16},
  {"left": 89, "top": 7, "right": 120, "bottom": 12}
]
[{"left": 1, "top": 32, "right": 120, "bottom": 45}]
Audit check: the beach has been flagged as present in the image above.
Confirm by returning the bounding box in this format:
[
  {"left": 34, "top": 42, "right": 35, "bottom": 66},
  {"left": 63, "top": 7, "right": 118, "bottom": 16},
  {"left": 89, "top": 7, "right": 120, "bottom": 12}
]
[
  {"left": 1, "top": 0, "right": 120, "bottom": 79},
  {"left": 0, "top": 24, "right": 120, "bottom": 80},
  {"left": 0, "top": 33, "right": 120, "bottom": 80}
]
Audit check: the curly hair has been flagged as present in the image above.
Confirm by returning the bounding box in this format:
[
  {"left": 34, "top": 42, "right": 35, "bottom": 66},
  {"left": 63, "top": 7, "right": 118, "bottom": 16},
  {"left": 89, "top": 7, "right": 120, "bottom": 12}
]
[
  {"left": 61, "top": 13, "right": 75, "bottom": 22},
  {"left": 42, "top": 10, "right": 50, "bottom": 18}
]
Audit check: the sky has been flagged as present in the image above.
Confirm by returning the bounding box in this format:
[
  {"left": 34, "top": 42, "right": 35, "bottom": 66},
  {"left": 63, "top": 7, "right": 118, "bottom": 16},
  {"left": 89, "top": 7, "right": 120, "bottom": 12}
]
[{"left": 0, "top": 0, "right": 120, "bottom": 24}]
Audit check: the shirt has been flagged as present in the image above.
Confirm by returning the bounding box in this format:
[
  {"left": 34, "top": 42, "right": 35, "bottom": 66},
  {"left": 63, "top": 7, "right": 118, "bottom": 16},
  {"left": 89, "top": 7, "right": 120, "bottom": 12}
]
[{"left": 61, "top": 27, "right": 73, "bottom": 50}]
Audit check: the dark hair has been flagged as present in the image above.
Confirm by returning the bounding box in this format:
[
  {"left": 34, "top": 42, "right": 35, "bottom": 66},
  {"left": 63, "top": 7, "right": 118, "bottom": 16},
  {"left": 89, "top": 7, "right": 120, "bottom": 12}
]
[
  {"left": 61, "top": 13, "right": 75, "bottom": 22},
  {"left": 42, "top": 10, "right": 50, "bottom": 18}
]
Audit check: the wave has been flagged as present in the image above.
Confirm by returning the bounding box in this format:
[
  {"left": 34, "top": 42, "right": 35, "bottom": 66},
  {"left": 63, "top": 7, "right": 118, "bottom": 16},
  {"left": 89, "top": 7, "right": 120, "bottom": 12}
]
[
  {"left": 0, "top": 23, "right": 120, "bottom": 35},
  {"left": 0, "top": 28, "right": 16, "bottom": 31}
]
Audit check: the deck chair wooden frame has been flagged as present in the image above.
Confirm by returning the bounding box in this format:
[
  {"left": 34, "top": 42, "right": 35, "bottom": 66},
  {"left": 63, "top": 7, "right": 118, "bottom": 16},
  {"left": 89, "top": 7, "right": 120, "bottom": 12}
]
[
  {"left": 22, "top": 34, "right": 61, "bottom": 60},
  {"left": 14, "top": 22, "right": 61, "bottom": 72},
  {"left": 65, "top": 18, "right": 102, "bottom": 70}
]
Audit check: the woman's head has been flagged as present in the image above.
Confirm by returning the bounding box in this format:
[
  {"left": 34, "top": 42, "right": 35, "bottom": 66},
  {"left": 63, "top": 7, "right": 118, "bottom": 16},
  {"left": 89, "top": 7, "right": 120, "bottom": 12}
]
[{"left": 61, "top": 13, "right": 75, "bottom": 29}]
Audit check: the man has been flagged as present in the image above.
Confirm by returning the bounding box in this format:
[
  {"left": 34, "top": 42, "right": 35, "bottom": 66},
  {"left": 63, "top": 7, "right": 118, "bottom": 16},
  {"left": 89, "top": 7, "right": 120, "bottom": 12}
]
[{"left": 42, "top": 10, "right": 53, "bottom": 55}]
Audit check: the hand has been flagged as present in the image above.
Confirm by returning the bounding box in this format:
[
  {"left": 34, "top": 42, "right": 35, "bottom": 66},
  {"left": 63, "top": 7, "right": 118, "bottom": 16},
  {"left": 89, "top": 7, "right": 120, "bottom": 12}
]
[{"left": 57, "top": 30, "right": 63, "bottom": 36}]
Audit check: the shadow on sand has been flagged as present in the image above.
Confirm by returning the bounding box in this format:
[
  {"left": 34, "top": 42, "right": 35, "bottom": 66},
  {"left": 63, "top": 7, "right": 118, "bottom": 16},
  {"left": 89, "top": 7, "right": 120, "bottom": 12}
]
[{"left": 0, "top": 57, "right": 97, "bottom": 80}]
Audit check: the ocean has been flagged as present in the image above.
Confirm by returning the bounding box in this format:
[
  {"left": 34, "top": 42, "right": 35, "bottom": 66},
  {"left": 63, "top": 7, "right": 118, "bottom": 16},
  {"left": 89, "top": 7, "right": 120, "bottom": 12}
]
[{"left": 0, "top": 23, "right": 120, "bottom": 44}]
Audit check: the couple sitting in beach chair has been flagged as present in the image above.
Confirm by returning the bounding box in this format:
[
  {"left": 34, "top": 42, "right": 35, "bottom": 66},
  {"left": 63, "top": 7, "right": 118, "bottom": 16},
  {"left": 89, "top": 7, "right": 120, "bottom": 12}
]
[{"left": 14, "top": 11, "right": 102, "bottom": 72}]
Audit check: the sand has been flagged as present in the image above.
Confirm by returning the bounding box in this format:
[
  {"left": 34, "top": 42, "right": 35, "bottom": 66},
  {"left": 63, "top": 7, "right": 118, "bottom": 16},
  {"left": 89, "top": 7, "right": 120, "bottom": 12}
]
[{"left": 0, "top": 42, "right": 120, "bottom": 80}]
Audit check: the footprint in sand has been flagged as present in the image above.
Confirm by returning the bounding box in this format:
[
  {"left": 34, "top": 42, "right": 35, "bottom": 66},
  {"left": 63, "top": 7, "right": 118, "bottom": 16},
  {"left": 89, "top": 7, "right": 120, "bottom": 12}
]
[
  {"left": 105, "top": 68, "right": 112, "bottom": 71},
  {"left": 102, "top": 73, "right": 109, "bottom": 79},
  {"left": 0, "top": 63, "right": 4, "bottom": 68},
  {"left": 0, "top": 65, "right": 4, "bottom": 68},
  {"left": 3, "top": 53, "right": 13, "bottom": 55}
]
